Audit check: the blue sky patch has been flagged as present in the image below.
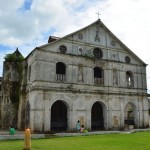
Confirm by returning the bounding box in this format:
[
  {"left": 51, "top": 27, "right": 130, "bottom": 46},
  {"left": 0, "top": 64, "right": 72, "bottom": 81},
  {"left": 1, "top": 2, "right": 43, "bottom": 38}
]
[
  {"left": 0, "top": 45, "right": 13, "bottom": 52},
  {"left": 42, "top": 28, "right": 58, "bottom": 40},
  {"left": 20, "top": 0, "right": 32, "bottom": 11}
]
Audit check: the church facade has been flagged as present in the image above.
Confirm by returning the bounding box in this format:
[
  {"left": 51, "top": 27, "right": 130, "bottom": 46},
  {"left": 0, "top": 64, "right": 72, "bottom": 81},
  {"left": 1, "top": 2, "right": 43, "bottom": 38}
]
[{"left": 1, "top": 19, "right": 149, "bottom": 132}]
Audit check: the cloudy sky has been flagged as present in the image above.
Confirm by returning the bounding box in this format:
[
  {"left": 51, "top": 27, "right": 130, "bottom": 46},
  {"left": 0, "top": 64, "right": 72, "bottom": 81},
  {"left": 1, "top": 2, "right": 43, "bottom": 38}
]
[{"left": 0, "top": 0, "right": 150, "bottom": 92}]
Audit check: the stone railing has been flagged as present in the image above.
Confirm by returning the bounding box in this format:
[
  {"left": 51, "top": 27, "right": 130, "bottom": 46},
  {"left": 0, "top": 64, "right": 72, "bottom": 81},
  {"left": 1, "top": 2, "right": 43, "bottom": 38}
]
[
  {"left": 94, "top": 78, "right": 104, "bottom": 84},
  {"left": 56, "top": 74, "right": 66, "bottom": 81}
]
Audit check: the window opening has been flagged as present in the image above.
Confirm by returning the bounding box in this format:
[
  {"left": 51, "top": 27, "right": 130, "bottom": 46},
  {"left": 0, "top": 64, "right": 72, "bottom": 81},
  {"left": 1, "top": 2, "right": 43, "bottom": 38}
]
[
  {"left": 56, "top": 62, "right": 66, "bottom": 81},
  {"left": 94, "top": 67, "right": 104, "bottom": 84},
  {"left": 125, "top": 56, "right": 131, "bottom": 63},
  {"left": 126, "top": 71, "right": 133, "bottom": 87}
]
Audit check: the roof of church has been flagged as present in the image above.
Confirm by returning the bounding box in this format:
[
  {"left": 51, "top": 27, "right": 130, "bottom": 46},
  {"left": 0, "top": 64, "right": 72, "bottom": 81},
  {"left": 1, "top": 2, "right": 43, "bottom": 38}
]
[
  {"left": 48, "top": 36, "right": 60, "bottom": 43},
  {"left": 27, "top": 19, "right": 147, "bottom": 66}
]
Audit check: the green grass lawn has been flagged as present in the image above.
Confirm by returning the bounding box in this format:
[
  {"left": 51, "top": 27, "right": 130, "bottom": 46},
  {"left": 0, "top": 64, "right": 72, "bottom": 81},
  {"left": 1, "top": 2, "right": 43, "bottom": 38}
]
[{"left": 0, "top": 132, "right": 150, "bottom": 150}]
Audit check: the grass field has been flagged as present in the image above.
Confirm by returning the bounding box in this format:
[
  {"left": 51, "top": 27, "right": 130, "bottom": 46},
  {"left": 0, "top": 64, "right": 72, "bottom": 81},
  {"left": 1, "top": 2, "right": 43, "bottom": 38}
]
[{"left": 0, "top": 132, "right": 150, "bottom": 150}]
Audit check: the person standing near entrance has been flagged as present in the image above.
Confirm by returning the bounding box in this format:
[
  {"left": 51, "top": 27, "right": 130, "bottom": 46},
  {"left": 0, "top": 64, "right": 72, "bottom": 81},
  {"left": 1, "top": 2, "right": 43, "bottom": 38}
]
[
  {"left": 76, "top": 120, "right": 81, "bottom": 132},
  {"left": 80, "top": 125, "right": 85, "bottom": 133}
]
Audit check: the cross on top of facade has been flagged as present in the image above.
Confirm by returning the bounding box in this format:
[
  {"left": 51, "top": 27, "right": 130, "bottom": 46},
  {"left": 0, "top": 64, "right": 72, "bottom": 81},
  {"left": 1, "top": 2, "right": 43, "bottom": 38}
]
[{"left": 96, "top": 12, "right": 101, "bottom": 19}]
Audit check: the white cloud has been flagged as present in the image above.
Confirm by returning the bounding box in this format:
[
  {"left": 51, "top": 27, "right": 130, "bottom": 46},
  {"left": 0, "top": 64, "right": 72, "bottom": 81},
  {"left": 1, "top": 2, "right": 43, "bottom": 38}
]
[{"left": 0, "top": 0, "right": 23, "bottom": 12}]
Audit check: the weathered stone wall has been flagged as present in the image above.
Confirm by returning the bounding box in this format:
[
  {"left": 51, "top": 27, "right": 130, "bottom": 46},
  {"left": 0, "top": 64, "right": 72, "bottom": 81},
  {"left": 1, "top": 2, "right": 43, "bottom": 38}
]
[
  {"left": 28, "top": 51, "right": 147, "bottom": 93},
  {"left": 25, "top": 47, "right": 148, "bottom": 131},
  {"left": 17, "top": 61, "right": 28, "bottom": 130},
  {"left": 1, "top": 61, "right": 22, "bottom": 129},
  {"left": 24, "top": 20, "right": 148, "bottom": 132},
  {"left": 27, "top": 89, "right": 148, "bottom": 132}
]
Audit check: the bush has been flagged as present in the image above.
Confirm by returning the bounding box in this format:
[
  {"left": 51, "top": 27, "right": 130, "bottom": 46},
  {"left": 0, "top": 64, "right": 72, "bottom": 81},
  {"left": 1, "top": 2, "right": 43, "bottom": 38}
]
[
  {"left": 83, "top": 130, "right": 88, "bottom": 133},
  {"left": 4, "top": 53, "right": 24, "bottom": 62}
]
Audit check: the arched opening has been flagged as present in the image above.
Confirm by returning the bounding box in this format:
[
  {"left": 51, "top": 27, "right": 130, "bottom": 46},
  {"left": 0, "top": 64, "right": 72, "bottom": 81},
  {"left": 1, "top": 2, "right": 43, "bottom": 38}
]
[
  {"left": 56, "top": 62, "right": 66, "bottom": 81},
  {"left": 93, "top": 47, "right": 103, "bottom": 58},
  {"left": 51, "top": 100, "right": 67, "bottom": 131},
  {"left": 124, "top": 102, "right": 138, "bottom": 128},
  {"left": 94, "top": 67, "right": 104, "bottom": 84},
  {"left": 91, "top": 102, "right": 104, "bottom": 130},
  {"left": 126, "top": 71, "right": 134, "bottom": 87}
]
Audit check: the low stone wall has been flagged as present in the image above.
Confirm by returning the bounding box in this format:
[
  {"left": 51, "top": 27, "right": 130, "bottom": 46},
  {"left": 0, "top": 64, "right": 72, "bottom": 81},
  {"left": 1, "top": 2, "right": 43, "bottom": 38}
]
[
  {"left": 0, "top": 128, "right": 150, "bottom": 140},
  {"left": 0, "top": 134, "right": 45, "bottom": 140}
]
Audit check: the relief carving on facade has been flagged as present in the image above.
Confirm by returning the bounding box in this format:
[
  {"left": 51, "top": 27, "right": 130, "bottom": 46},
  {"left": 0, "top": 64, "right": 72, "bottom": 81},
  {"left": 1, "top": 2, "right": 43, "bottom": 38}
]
[
  {"left": 79, "top": 116, "right": 84, "bottom": 126},
  {"left": 111, "top": 52, "right": 118, "bottom": 61},
  {"left": 95, "top": 30, "right": 100, "bottom": 42},
  {"left": 95, "top": 24, "right": 100, "bottom": 42},
  {"left": 78, "top": 65, "right": 83, "bottom": 82},
  {"left": 113, "top": 68, "right": 118, "bottom": 86},
  {"left": 83, "top": 49, "right": 93, "bottom": 57},
  {"left": 113, "top": 116, "right": 119, "bottom": 128}
]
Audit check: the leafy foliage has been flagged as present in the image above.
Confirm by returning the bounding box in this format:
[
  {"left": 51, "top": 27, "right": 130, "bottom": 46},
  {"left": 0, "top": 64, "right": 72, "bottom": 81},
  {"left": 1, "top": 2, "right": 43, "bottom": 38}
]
[
  {"left": 4, "top": 52, "right": 24, "bottom": 107},
  {"left": 4, "top": 53, "right": 24, "bottom": 62}
]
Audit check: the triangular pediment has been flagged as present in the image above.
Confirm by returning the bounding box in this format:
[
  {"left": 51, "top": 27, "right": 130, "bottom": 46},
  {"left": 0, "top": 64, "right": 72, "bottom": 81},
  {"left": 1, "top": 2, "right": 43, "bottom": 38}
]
[{"left": 35, "top": 19, "right": 146, "bottom": 66}]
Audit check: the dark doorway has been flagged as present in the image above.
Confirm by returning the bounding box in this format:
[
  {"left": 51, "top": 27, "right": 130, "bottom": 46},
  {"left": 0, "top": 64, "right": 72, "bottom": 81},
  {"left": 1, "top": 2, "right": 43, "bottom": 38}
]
[
  {"left": 91, "top": 102, "right": 104, "bottom": 130},
  {"left": 51, "top": 100, "right": 67, "bottom": 131}
]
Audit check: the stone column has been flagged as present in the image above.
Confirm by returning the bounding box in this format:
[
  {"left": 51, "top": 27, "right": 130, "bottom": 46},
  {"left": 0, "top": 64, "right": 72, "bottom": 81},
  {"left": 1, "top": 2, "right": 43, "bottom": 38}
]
[
  {"left": 68, "top": 109, "right": 72, "bottom": 130},
  {"left": 86, "top": 109, "right": 91, "bottom": 130},
  {"left": 143, "top": 98, "right": 149, "bottom": 127},
  {"left": 71, "top": 101, "right": 76, "bottom": 130},
  {"left": 44, "top": 92, "right": 50, "bottom": 131},
  {"left": 138, "top": 99, "right": 143, "bottom": 127},
  {"left": 86, "top": 100, "right": 91, "bottom": 130},
  {"left": 108, "top": 99, "right": 112, "bottom": 129},
  {"left": 120, "top": 100, "right": 124, "bottom": 128}
]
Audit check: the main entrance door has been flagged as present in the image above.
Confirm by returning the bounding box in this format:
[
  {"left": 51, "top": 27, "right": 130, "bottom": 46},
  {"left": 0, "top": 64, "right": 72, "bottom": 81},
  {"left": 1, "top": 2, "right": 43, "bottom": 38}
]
[
  {"left": 51, "top": 100, "right": 67, "bottom": 131},
  {"left": 91, "top": 102, "right": 104, "bottom": 130}
]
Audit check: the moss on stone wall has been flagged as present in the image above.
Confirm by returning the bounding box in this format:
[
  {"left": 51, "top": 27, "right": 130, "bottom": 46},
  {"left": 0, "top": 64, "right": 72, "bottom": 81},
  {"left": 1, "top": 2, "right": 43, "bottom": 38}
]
[
  {"left": 4, "top": 53, "right": 24, "bottom": 63},
  {"left": 4, "top": 53, "right": 24, "bottom": 108},
  {"left": 1, "top": 51, "right": 24, "bottom": 128}
]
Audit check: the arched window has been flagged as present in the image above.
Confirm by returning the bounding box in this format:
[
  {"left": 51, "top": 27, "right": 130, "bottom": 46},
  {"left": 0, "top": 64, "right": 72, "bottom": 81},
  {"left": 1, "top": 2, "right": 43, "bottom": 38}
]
[
  {"left": 126, "top": 71, "right": 134, "bottom": 87},
  {"left": 93, "top": 48, "right": 103, "bottom": 58},
  {"left": 94, "top": 67, "right": 104, "bottom": 84},
  {"left": 125, "top": 56, "right": 131, "bottom": 63},
  {"left": 56, "top": 62, "right": 66, "bottom": 81}
]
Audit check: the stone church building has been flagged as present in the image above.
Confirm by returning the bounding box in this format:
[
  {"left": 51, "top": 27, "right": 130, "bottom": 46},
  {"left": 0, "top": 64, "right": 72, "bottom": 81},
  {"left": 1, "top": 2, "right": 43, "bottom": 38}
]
[{"left": 0, "top": 19, "right": 149, "bottom": 132}]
